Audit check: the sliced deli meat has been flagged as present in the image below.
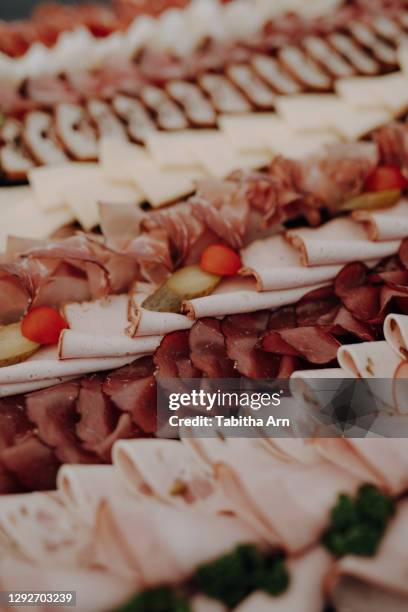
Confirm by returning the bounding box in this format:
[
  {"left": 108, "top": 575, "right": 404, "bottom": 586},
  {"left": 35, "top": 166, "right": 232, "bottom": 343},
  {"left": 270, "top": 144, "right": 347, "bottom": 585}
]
[
  {"left": 384, "top": 313, "right": 408, "bottom": 359},
  {"left": 287, "top": 218, "right": 400, "bottom": 267},
  {"left": 353, "top": 200, "right": 408, "bottom": 242},
  {"left": 241, "top": 235, "right": 342, "bottom": 291},
  {"left": 58, "top": 330, "right": 162, "bottom": 360},
  {"left": 337, "top": 341, "right": 401, "bottom": 378}
]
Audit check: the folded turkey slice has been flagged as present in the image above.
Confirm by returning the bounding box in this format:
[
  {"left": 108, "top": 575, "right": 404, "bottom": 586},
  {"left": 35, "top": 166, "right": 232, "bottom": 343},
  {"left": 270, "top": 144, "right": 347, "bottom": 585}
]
[
  {"left": 384, "top": 314, "right": 408, "bottom": 359},
  {"left": 0, "top": 376, "right": 76, "bottom": 398},
  {"left": 240, "top": 235, "right": 342, "bottom": 291},
  {"left": 236, "top": 548, "right": 332, "bottom": 612},
  {"left": 58, "top": 330, "right": 162, "bottom": 360},
  {"left": 57, "top": 465, "right": 132, "bottom": 525},
  {"left": 0, "top": 560, "right": 136, "bottom": 612},
  {"left": 327, "top": 501, "right": 408, "bottom": 611},
  {"left": 183, "top": 278, "right": 323, "bottom": 319},
  {"left": 94, "top": 497, "right": 263, "bottom": 584},
  {"left": 287, "top": 218, "right": 400, "bottom": 267},
  {"left": 215, "top": 446, "right": 359, "bottom": 553},
  {"left": 0, "top": 346, "right": 135, "bottom": 386},
  {"left": 113, "top": 439, "right": 226, "bottom": 511},
  {"left": 353, "top": 200, "right": 408, "bottom": 241}
]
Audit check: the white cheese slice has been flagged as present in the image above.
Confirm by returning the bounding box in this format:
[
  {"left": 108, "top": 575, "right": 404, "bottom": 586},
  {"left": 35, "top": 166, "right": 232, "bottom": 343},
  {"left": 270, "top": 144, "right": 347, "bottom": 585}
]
[
  {"left": 145, "top": 131, "right": 203, "bottom": 168},
  {"left": 265, "top": 130, "right": 340, "bottom": 159},
  {"left": 184, "top": 131, "right": 254, "bottom": 178},
  {"left": 0, "top": 192, "right": 74, "bottom": 252},
  {"left": 29, "top": 163, "right": 105, "bottom": 211},
  {"left": 100, "top": 138, "right": 203, "bottom": 207},
  {"left": 336, "top": 73, "right": 408, "bottom": 116},
  {"left": 218, "top": 113, "right": 279, "bottom": 152}
]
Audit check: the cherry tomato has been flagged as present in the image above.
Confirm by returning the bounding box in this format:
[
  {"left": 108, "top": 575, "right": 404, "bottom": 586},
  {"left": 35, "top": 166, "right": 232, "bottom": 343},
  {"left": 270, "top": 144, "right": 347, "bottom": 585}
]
[
  {"left": 200, "top": 244, "right": 242, "bottom": 276},
  {"left": 364, "top": 165, "right": 408, "bottom": 192},
  {"left": 21, "top": 307, "right": 68, "bottom": 345}
]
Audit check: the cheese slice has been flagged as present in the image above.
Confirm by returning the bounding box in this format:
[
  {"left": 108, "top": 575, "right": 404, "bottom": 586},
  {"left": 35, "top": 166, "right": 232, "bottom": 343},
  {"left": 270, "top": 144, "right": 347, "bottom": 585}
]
[
  {"left": 1, "top": 193, "right": 74, "bottom": 252},
  {"left": 336, "top": 73, "right": 408, "bottom": 116},
  {"left": 145, "top": 131, "right": 203, "bottom": 169},
  {"left": 267, "top": 130, "right": 340, "bottom": 159},
  {"left": 28, "top": 163, "right": 102, "bottom": 211},
  {"left": 100, "top": 138, "right": 204, "bottom": 207},
  {"left": 218, "top": 113, "right": 280, "bottom": 152}
]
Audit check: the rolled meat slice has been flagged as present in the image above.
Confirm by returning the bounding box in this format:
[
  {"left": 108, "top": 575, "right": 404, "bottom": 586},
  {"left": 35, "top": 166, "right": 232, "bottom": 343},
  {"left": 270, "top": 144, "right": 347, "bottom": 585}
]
[
  {"left": 127, "top": 294, "right": 193, "bottom": 336},
  {"left": 303, "top": 36, "right": 355, "bottom": 79},
  {"left": 113, "top": 439, "right": 220, "bottom": 509},
  {"left": 226, "top": 64, "right": 276, "bottom": 109},
  {"left": 352, "top": 200, "right": 408, "bottom": 241},
  {"left": 0, "top": 346, "right": 136, "bottom": 386},
  {"left": 183, "top": 278, "right": 323, "bottom": 319},
  {"left": 348, "top": 23, "right": 396, "bottom": 66},
  {"left": 216, "top": 449, "right": 359, "bottom": 553},
  {"left": 112, "top": 94, "right": 156, "bottom": 143},
  {"left": 251, "top": 55, "right": 301, "bottom": 96},
  {"left": 337, "top": 341, "right": 401, "bottom": 378},
  {"left": 384, "top": 314, "right": 408, "bottom": 359},
  {"left": 198, "top": 74, "right": 252, "bottom": 114},
  {"left": 87, "top": 99, "right": 129, "bottom": 141},
  {"left": 94, "top": 497, "right": 262, "bottom": 584},
  {"left": 235, "top": 548, "right": 332, "bottom": 612},
  {"left": 0, "top": 560, "right": 136, "bottom": 612},
  {"left": 327, "top": 501, "right": 408, "bottom": 611},
  {"left": 57, "top": 464, "right": 131, "bottom": 525},
  {"left": 278, "top": 46, "right": 332, "bottom": 91},
  {"left": 58, "top": 330, "right": 162, "bottom": 359},
  {"left": 287, "top": 218, "right": 400, "bottom": 267},
  {"left": 140, "top": 85, "right": 188, "bottom": 131},
  {"left": 240, "top": 235, "right": 342, "bottom": 291},
  {"left": 166, "top": 80, "right": 217, "bottom": 127},
  {"left": 327, "top": 34, "right": 380, "bottom": 75},
  {"left": 0, "top": 492, "right": 88, "bottom": 564},
  {"left": 63, "top": 295, "right": 129, "bottom": 335},
  {"left": 23, "top": 111, "right": 68, "bottom": 165},
  {"left": 55, "top": 103, "right": 98, "bottom": 161}
]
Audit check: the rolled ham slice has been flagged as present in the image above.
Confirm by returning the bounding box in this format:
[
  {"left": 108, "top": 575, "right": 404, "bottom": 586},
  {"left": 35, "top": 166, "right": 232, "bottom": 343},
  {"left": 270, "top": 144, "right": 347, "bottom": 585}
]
[
  {"left": 286, "top": 218, "right": 400, "bottom": 267},
  {"left": 0, "top": 346, "right": 136, "bottom": 385},
  {"left": 327, "top": 501, "right": 408, "bottom": 610},
  {"left": 337, "top": 341, "right": 401, "bottom": 378},
  {"left": 236, "top": 548, "right": 332, "bottom": 612},
  {"left": 58, "top": 330, "right": 162, "bottom": 360},
  {"left": 240, "top": 235, "right": 342, "bottom": 291},
  {"left": 128, "top": 295, "right": 193, "bottom": 336},
  {"left": 113, "top": 439, "right": 220, "bottom": 509},
  {"left": 215, "top": 449, "right": 359, "bottom": 553},
  {"left": 183, "top": 278, "right": 323, "bottom": 319},
  {"left": 57, "top": 465, "right": 131, "bottom": 525},
  {"left": 94, "top": 497, "right": 262, "bottom": 584},
  {"left": 384, "top": 314, "right": 408, "bottom": 359},
  {"left": 353, "top": 200, "right": 408, "bottom": 241},
  {"left": 0, "top": 560, "right": 135, "bottom": 612},
  {"left": 63, "top": 295, "right": 129, "bottom": 335}
]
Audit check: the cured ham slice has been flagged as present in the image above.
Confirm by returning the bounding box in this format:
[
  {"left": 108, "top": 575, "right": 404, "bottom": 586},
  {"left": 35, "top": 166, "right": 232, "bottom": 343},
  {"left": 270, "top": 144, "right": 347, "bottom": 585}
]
[
  {"left": 384, "top": 313, "right": 408, "bottom": 359},
  {"left": 0, "top": 346, "right": 136, "bottom": 386},
  {"left": 353, "top": 200, "right": 408, "bottom": 242},
  {"left": 337, "top": 341, "right": 401, "bottom": 378},
  {"left": 287, "top": 218, "right": 400, "bottom": 267},
  {"left": 63, "top": 295, "right": 129, "bottom": 335},
  {"left": 55, "top": 103, "right": 98, "bottom": 161},
  {"left": 57, "top": 464, "right": 130, "bottom": 524},
  {"left": 0, "top": 560, "right": 135, "bottom": 612},
  {"left": 198, "top": 74, "right": 252, "bottom": 114},
  {"left": 216, "top": 452, "right": 359, "bottom": 552},
  {"left": 183, "top": 278, "right": 323, "bottom": 319},
  {"left": 128, "top": 296, "right": 193, "bottom": 336},
  {"left": 236, "top": 548, "right": 332, "bottom": 612},
  {"left": 23, "top": 111, "right": 68, "bottom": 165},
  {"left": 327, "top": 501, "right": 408, "bottom": 609},
  {"left": 58, "top": 330, "right": 162, "bottom": 360},
  {"left": 95, "top": 496, "right": 262, "bottom": 584},
  {"left": 113, "top": 439, "right": 219, "bottom": 508},
  {"left": 241, "top": 235, "right": 342, "bottom": 291}
]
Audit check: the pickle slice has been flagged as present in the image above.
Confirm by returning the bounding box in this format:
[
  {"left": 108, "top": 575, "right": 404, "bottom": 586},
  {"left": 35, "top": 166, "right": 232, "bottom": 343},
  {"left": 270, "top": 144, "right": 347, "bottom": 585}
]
[
  {"left": 341, "top": 189, "right": 401, "bottom": 212},
  {"left": 0, "top": 322, "right": 40, "bottom": 367},
  {"left": 142, "top": 265, "right": 221, "bottom": 313}
]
